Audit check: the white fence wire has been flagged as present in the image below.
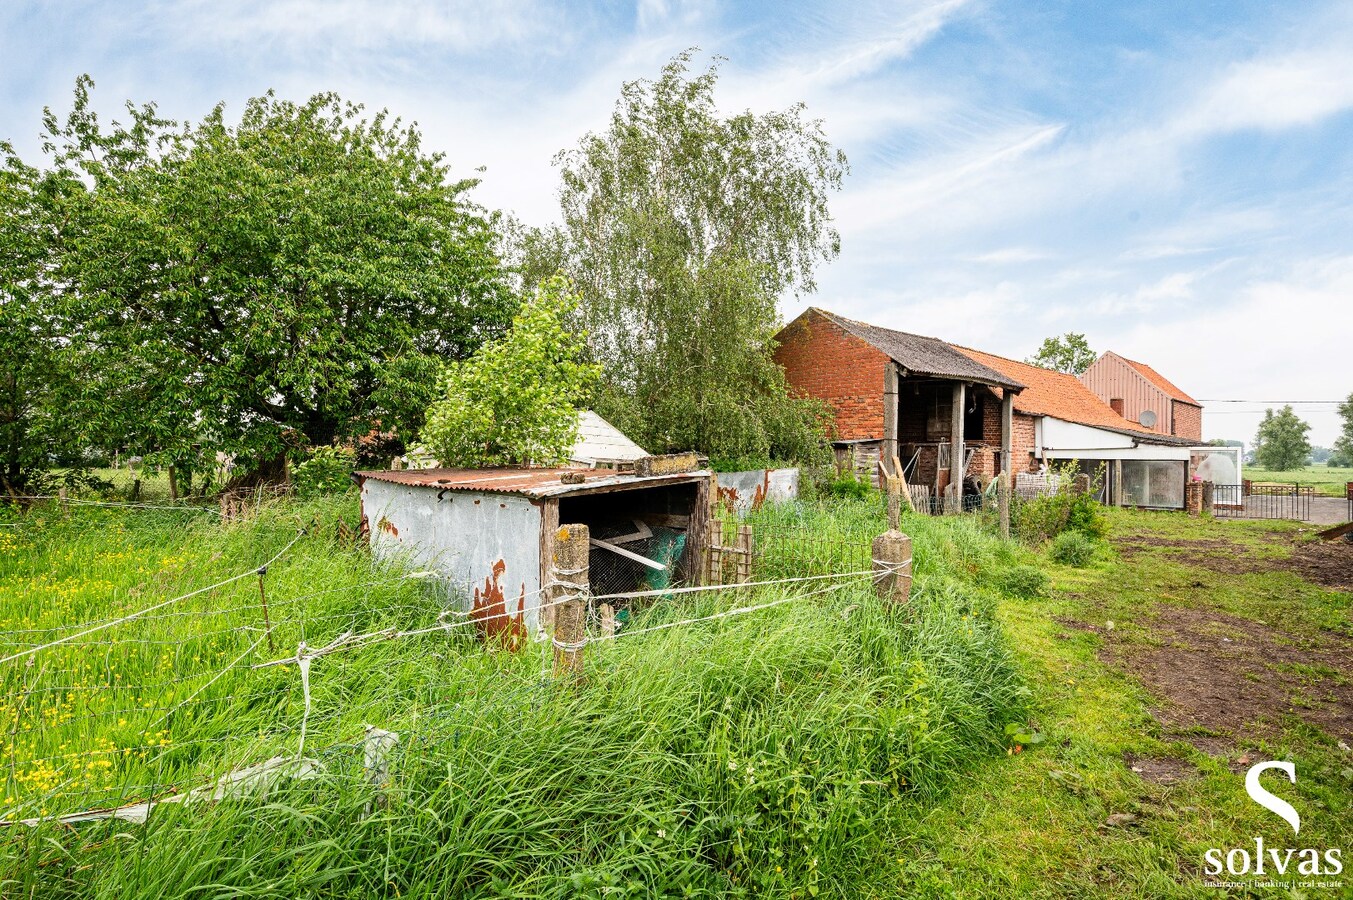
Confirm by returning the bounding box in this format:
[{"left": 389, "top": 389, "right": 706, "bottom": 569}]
[{"left": 0, "top": 501, "right": 875, "bottom": 827}]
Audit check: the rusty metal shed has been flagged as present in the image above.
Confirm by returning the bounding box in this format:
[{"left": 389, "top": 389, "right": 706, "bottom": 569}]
[{"left": 354, "top": 466, "right": 714, "bottom": 646}]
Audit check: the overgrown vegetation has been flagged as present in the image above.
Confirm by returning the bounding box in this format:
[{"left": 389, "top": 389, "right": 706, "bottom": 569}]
[
  {"left": 1012, "top": 474, "right": 1107, "bottom": 545},
  {"left": 1, "top": 495, "right": 1025, "bottom": 897},
  {"left": 291, "top": 445, "right": 358, "bottom": 498},
  {"left": 420, "top": 275, "right": 601, "bottom": 468},
  {"left": 1049, "top": 531, "right": 1097, "bottom": 567}
]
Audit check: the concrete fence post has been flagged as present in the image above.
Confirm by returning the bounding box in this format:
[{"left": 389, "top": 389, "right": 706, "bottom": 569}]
[
  {"left": 997, "top": 472, "right": 1011, "bottom": 541},
  {"left": 872, "top": 528, "right": 912, "bottom": 606},
  {"left": 552, "top": 524, "right": 589, "bottom": 681},
  {"left": 1201, "top": 482, "right": 1215, "bottom": 516}
]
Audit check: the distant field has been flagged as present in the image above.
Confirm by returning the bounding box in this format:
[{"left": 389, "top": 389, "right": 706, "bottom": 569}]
[{"left": 1245, "top": 465, "right": 1352, "bottom": 496}]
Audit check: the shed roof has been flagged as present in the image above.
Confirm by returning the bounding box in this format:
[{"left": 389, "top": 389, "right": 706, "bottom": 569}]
[
  {"left": 1111, "top": 353, "right": 1200, "bottom": 406},
  {"left": 355, "top": 467, "right": 709, "bottom": 500},
  {"left": 570, "top": 411, "right": 648, "bottom": 464},
  {"left": 952, "top": 346, "right": 1192, "bottom": 446},
  {"left": 805, "top": 308, "right": 1025, "bottom": 391}
]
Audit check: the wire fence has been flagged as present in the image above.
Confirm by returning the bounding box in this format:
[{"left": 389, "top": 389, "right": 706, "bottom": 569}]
[{"left": 0, "top": 499, "right": 876, "bottom": 827}]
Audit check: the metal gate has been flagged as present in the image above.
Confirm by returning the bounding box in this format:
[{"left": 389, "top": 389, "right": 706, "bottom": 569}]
[{"left": 1212, "top": 483, "right": 1312, "bottom": 521}]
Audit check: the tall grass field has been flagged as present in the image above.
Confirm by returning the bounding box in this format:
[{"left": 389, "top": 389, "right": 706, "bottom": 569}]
[{"left": 1, "top": 494, "right": 1027, "bottom": 898}]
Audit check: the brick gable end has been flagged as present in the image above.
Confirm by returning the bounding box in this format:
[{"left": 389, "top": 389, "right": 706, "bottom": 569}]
[{"left": 773, "top": 311, "right": 890, "bottom": 441}]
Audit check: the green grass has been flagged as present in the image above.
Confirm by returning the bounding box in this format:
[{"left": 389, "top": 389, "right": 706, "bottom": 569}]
[
  {"left": 1246, "top": 465, "right": 1353, "bottom": 497},
  {"left": 1, "top": 494, "right": 1027, "bottom": 898},
  {"left": 886, "top": 508, "right": 1353, "bottom": 897},
  {"left": 3, "top": 496, "right": 1349, "bottom": 897}
]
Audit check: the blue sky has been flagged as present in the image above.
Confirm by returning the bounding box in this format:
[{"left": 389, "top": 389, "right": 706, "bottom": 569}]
[{"left": 4, "top": 0, "right": 1350, "bottom": 446}]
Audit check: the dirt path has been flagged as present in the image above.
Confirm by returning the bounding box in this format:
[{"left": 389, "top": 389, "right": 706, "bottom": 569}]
[{"left": 1069, "top": 531, "right": 1353, "bottom": 749}]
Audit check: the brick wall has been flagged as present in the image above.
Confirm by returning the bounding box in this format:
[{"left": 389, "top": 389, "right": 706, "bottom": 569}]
[
  {"left": 1011, "top": 412, "right": 1040, "bottom": 473},
  {"left": 773, "top": 310, "right": 890, "bottom": 441},
  {"left": 1172, "top": 401, "right": 1202, "bottom": 442}
]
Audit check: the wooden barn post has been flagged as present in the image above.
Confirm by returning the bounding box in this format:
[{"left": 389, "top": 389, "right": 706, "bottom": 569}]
[{"left": 997, "top": 471, "right": 1011, "bottom": 541}]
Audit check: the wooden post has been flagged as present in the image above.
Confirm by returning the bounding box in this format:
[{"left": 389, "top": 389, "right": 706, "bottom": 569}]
[
  {"left": 885, "top": 473, "right": 903, "bottom": 530},
  {"left": 599, "top": 603, "right": 617, "bottom": 639},
  {"left": 1000, "top": 391, "right": 1013, "bottom": 478},
  {"left": 882, "top": 363, "right": 899, "bottom": 471},
  {"left": 950, "top": 382, "right": 965, "bottom": 514},
  {"left": 552, "top": 524, "right": 589, "bottom": 681},
  {"left": 736, "top": 525, "right": 753, "bottom": 584},
  {"left": 1112, "top": 460, "right": 1123, "bottom": 507},
  {"left": 872, "top": 529, "right": 912, "bottom": 606},
  {"left": 57, "top": 487, "right": 69, "bottom": 517},
  {"left": 890, "top": 454, "right": 914, "bottom": 514},
  {"left": 997, "top": 471, "right": 1010, "bottom": 541},
  {"left": 257, "top": 569, "right": 276, "bottom": 653}
]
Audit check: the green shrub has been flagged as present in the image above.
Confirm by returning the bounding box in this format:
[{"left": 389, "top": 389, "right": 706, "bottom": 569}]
[
  {"left": 1012, "top": 471, "right": 1107, "bottom": 544},
  {"left": 292, "top": 445, "right": 358, "bottom": 498},
  {"left": 995, "top": 564, "right": 1049, "bottom": 598},
  {"left": 1050, "top": 531, "right": 1097, "bottom": 567},
  {"left": 825, "top": 471, "right": 873, "bottom": 500}
]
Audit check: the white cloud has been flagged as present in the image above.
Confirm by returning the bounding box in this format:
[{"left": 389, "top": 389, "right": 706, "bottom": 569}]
[
  {"left": 1188, "top": 47, "right": 1353, "bottom": 134},
  {"left": 152, "top": 0, "right": 558, "bottom": 52},
  {"left": 1108, "top": 255, "right": 1353, "bottom": 445},
  {"left": 961, "top": 247, "right": 1055, "bottom": 264}
]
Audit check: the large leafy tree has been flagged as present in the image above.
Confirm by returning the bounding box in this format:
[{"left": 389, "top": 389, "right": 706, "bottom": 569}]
[
  {"left": 1027, "top": 333, "right": 1096, "bottom": 374},
  {"left": 533, "top": 51, "right": 844, "bottom": 465},
  {"left": 48, "top": 79, "right": 514, "bottom": 485},
  {"left": 1332, "top": 391, "right": 1353, "bottom": 467},
  {"left": 1252, "top": 405, "right": 1312, "bottom": 471},
  {"left": 0, "top": 142, "right": 87, "bottom": 493},
  {"left": 421, "top": 275, "right": 600, "bottom": 468}
]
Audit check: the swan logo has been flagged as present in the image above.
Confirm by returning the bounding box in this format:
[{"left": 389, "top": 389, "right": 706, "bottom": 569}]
[
  {"left": 1246, "top": 760, "right": 1299, "bottom": 836},
  {"left": 1203, "top": 761, "right": 1342, "bottom": 886}
]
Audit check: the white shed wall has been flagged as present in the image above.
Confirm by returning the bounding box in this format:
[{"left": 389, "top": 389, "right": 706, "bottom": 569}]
[{"left": 361, "top": 480, "right": 546, "bottom": 634}]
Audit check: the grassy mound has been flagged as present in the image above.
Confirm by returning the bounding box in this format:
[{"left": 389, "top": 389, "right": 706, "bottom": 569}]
[{"left": 1, "top": 495, "right": 1026, "bottom": 898}]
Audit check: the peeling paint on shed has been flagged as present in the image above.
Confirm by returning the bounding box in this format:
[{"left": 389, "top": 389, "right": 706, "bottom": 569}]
[{"left": 360, "top": 477, "right": 544, "bottom": 634}]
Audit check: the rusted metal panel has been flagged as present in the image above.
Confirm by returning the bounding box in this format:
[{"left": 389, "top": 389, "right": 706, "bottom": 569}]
[
  {"left": 360, "top": 478, "right": 545, "bottom": 635},
  {"left": 715, "top": 469, "right": 800, "bottom": 515},
  {"left": 355, "top": 466, "right": 710, "bottom": 499}
]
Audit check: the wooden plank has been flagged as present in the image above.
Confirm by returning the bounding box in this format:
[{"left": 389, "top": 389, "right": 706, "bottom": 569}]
[
  {"left": 1316, "top": 521, "right": 1353, "bottom": 541},
  {"left": 589, "top": 536, "right": 666, "bottom": 571},
  {"left": 639, "top": 512, "right": 690, "bottom": 528},
  {"left": 538, "top": 499, "right": 559, "bottom": 633},
  {"left": 685, "top": 474, "right": 712, "bottom": 584}
]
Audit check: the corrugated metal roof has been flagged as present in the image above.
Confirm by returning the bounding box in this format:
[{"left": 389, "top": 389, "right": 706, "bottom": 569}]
[
  {"left": 808, "top": 308, "right": 1025, "bottom": 390},
  {"left": 570, "top": 411, "right": 648, "bottom": 464},
  {"left": 355, "top": 467, "right": 709, "bottom": 499}
]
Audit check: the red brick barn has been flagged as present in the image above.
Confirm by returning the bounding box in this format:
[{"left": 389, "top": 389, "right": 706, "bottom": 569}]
[{"left": 775, "top": 308, "right": 1197, "bottom": 510}]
